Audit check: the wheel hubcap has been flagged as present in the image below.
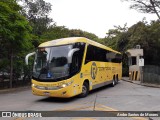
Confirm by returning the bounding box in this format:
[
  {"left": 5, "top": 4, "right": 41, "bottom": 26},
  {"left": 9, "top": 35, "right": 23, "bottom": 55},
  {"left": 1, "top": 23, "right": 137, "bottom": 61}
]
[
  {"left": 82, "top": 85, "right": 87, "bottom": 94},
  {"left": 113, "top": 80, "right": 115, "bottom": 85}
]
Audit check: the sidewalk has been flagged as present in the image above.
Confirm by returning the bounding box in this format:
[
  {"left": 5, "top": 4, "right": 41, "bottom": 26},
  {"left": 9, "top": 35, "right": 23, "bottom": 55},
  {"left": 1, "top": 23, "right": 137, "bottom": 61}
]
[
  {"left": 122, "top": 77, "right": 141, "bottom": 85},
  {"left": 122, "top": 77, "right": 160, "bottom": 88}
]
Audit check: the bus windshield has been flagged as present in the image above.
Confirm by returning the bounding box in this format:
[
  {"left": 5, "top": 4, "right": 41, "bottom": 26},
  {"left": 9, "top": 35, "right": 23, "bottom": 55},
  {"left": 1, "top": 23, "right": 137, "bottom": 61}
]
[{"left": 33, "top": 45, "right": 73, "bottom": 80}]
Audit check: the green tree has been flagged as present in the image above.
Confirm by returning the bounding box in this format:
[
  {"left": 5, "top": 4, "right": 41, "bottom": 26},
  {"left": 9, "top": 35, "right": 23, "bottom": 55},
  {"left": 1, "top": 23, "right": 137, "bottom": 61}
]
[
  {"left": 19, "top": 0, "right": 53, "bottom": 48},
  {"left": 0, "top": 0, "right": 32, "bottom": 88},
  {"left": 41, "top": 25, "right": 70, "bottom": 41},
  {"left": 41, "top": 26, "right": 100, "bottom": 43},
  {"left": 104, "top": 23, "right": 129, "bottom": 51},
  {"left": 21, "top": 0, "right": 53, "bottom": 37},
  {"left": 105, "top": 20, "right": 160, "bottom": 66},
  {"left": 69, "top": 29, "right": 99, "bottom": 42}
]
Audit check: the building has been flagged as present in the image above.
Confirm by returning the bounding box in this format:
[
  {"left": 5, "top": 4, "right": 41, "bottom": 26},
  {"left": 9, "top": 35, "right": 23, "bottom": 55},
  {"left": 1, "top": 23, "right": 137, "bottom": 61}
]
[{"left": 126, "top": 45, "right": 144, "bottom": 81}]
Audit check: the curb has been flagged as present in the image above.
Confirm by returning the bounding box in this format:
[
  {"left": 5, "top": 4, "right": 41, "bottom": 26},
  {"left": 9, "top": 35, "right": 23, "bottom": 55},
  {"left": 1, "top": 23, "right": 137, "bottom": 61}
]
[
  {"left": 121, "top": 79, "right": 141, "bottom": 85},
  {"left": 141, "top": 83, "right": 160, "bottom": 88},
  {"left": 0, "top": 86, "right": 31, "bottom": 94},
  {"left": 121, "top": 78, "right": 160, "bottom": 88}
]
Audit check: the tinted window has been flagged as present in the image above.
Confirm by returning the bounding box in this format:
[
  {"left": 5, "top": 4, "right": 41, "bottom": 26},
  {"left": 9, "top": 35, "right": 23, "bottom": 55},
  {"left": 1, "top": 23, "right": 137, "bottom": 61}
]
[
  {"left": 70, "top": 42, "right": 86, "bottom": 75},
  {"left": 85, "top": 44, "right": 122, "bottom": 63},
  {"left": 85, "top": 45, "right": 95, "bottom": 63}
]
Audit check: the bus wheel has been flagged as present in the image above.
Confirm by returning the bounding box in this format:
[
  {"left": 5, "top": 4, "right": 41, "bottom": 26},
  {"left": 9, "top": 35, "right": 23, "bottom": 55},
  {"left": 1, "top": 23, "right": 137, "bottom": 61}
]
[
  {"left": 79, "top": 82, "right": 89, "bottom": 98},
  {"left": 115, "top": 76, "right": 119, "bottom": 84},
  {"left": 111, "top": 78, "right": 115, "bottom": 87}
]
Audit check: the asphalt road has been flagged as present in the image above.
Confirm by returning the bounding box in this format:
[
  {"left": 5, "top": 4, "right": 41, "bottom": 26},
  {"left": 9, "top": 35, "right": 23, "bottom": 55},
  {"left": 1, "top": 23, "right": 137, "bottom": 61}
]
[{"left": 0, "top": 80, "right": 160, "bottom": 120}]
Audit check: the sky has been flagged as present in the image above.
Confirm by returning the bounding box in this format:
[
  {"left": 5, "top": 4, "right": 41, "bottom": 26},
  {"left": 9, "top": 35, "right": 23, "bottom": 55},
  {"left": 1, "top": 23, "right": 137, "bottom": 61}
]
[{"left": 44, "top": 0, "right": 158, "bottom": 38}]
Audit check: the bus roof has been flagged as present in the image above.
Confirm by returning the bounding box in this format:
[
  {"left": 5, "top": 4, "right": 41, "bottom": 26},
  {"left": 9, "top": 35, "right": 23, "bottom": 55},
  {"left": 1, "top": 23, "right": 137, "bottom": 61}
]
[{"left": 39, "top": 37, "right": 121, "bottom": 54}]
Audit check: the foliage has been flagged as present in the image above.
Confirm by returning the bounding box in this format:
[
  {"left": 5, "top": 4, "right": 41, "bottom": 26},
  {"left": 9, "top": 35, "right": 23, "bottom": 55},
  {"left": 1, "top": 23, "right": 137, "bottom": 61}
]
[
  {"left": 41, "top": 25, "right": 70, "bottom": 41},
  {"left": 102, "top": 23, "right": 129, "bottom": 51},
  {"left": 105, "top": 20, "right": 160, "bottom": 66},
  {"left": 0, "top": 0, "right": 32, "bottom": 87},
  {"left": 20, "top": 0, "right": 53, "bottom": 37},
  {"left": 41, "top": 25, "right": 99, "bottom": 43},
  {"left": 69, "top": 29, "right": 99, "bottom": 42},
  {"left": 123, "top": 0, "right": 160, "bottom": 20}
]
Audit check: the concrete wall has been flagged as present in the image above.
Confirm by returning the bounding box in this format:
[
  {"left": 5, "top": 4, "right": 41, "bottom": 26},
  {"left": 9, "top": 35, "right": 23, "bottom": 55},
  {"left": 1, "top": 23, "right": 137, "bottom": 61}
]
[
  {"left": 143, "top": 65, "right": 160, "bottom": 85},
  {"left": 129, "top": 65, "right": 141, "bottom": 81},
  {"left": 127, "top": 49, "right": 143, "bottom": 56}
]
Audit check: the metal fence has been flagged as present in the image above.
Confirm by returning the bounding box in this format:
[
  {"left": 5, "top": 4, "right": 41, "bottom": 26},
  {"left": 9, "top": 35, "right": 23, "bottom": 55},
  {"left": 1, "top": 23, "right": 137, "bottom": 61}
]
[
  {"left": 0, "top": 76, "right": 31, "bottom": 89},
  {"left": 143, "top": 65, "right": 160, "bottom": 84}
]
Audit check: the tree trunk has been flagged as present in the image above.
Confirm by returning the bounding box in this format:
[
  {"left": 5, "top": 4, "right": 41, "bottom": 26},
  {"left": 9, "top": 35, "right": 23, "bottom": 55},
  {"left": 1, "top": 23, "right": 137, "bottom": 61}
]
[{"left": 9, "top": 49, "right": 13, "bottom": 88}]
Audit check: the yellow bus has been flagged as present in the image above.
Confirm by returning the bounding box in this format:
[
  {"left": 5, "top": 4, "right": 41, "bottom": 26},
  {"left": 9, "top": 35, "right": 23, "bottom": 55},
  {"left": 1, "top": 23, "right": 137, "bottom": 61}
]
[{"left": 25, "top": 37, "right": 122, "bottom": 98}]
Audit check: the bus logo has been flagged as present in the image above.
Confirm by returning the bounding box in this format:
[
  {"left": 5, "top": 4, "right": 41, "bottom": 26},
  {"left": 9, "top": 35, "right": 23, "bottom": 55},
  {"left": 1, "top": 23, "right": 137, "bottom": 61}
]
[{"left": 91, "top": 62, "right": 97, "bottom": 79}]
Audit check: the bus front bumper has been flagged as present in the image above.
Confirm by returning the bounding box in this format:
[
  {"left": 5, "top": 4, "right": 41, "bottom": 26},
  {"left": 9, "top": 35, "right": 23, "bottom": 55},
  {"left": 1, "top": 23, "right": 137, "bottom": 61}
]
[{"left": 31, "top": 80, "right": 76, "bottom": 98}]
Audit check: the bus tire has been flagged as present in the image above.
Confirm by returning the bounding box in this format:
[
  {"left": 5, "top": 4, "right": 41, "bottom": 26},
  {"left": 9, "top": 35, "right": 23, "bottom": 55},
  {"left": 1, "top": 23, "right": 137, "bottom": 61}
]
[
  {"left": 111, "top": 78, "right": 115, "bottom": 87},
  {"left": 115, "top": 75, "right": 119, "bottom": 84},
  {"left": 79, "top": 82, "right": 89, "bottom": 98}
]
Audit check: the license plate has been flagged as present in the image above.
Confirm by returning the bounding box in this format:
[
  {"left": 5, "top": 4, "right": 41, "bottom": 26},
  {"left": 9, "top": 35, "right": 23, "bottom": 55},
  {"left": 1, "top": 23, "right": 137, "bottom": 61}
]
[{"left": 44, "top": 92, "right": 50, "bottom": 96}]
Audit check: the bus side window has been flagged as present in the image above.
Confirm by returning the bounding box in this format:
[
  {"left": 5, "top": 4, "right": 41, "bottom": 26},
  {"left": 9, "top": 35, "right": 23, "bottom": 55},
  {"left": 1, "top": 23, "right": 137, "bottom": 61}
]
[
  {"left": 70, "top": 52, "right": 80, "bottom": 75},
  {"left": 70, "top": 42, "right": 85, "bottom": 75},
  {"left": 85, "top": 45, "right": 94, "bottom": 64}
]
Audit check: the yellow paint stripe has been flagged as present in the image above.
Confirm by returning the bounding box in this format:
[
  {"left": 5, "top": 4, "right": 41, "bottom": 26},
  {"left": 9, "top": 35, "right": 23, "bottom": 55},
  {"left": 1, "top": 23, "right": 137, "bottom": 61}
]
[
  {"left": 96, "top": 104, "right": 148, "bottom": 120},
  {"left": 97, "top": 104, "right": 118, "bottom": 111},
  {"left": 53, "top": 101, "right": 94, "bottom": 111},
  {"left": 53, "top": 103, "right": 149, "bottom": 120},
  {"left": 134, "top": 71, "right": 136, "bottom": 80},
  {"left": 94, "top": 106, "right": 108, "bottom": 111},
  {"left": 54, "top": 106, "right": 93, "bottom": 111},
  {"left": 14, "top": 118, "right": 24, "bottom": 120}
]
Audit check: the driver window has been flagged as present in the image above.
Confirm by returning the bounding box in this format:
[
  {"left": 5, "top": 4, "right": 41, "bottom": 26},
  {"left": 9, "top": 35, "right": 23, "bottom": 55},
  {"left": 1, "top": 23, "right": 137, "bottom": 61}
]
[{"left": 70, "top": 52, "right": 80, "bottom": 75}]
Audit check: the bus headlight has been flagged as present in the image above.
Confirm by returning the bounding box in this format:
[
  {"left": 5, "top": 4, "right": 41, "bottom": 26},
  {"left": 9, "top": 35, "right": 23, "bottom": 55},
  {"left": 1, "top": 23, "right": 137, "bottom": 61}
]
[
  {"left": 32, "top": 84, "right": 35, "bottom": 87},
  {"left": 32, "top": 80, "right": 74, "bottom": 90},
  {"left": 60, "top": 80, "right": 74, "bottom": 88},
  {"left": 62, "top": 84, "right": 66, "bottom": 88}
]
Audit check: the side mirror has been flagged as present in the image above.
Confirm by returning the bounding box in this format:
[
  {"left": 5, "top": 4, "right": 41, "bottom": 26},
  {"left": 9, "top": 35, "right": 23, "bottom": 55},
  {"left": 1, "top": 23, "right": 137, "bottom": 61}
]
[
  {"left": 68, "top": 48, "right": 79, "bottom": 63},
  {"left": 25, "top": 52, "right": 36, "bottom": 65}
]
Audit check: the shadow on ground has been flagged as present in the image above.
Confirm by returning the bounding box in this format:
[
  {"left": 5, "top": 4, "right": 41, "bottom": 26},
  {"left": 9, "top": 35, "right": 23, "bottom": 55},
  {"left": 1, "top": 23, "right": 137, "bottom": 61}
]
[{"left": 35, "top": 83, "right": 116, "bottom": 103}]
